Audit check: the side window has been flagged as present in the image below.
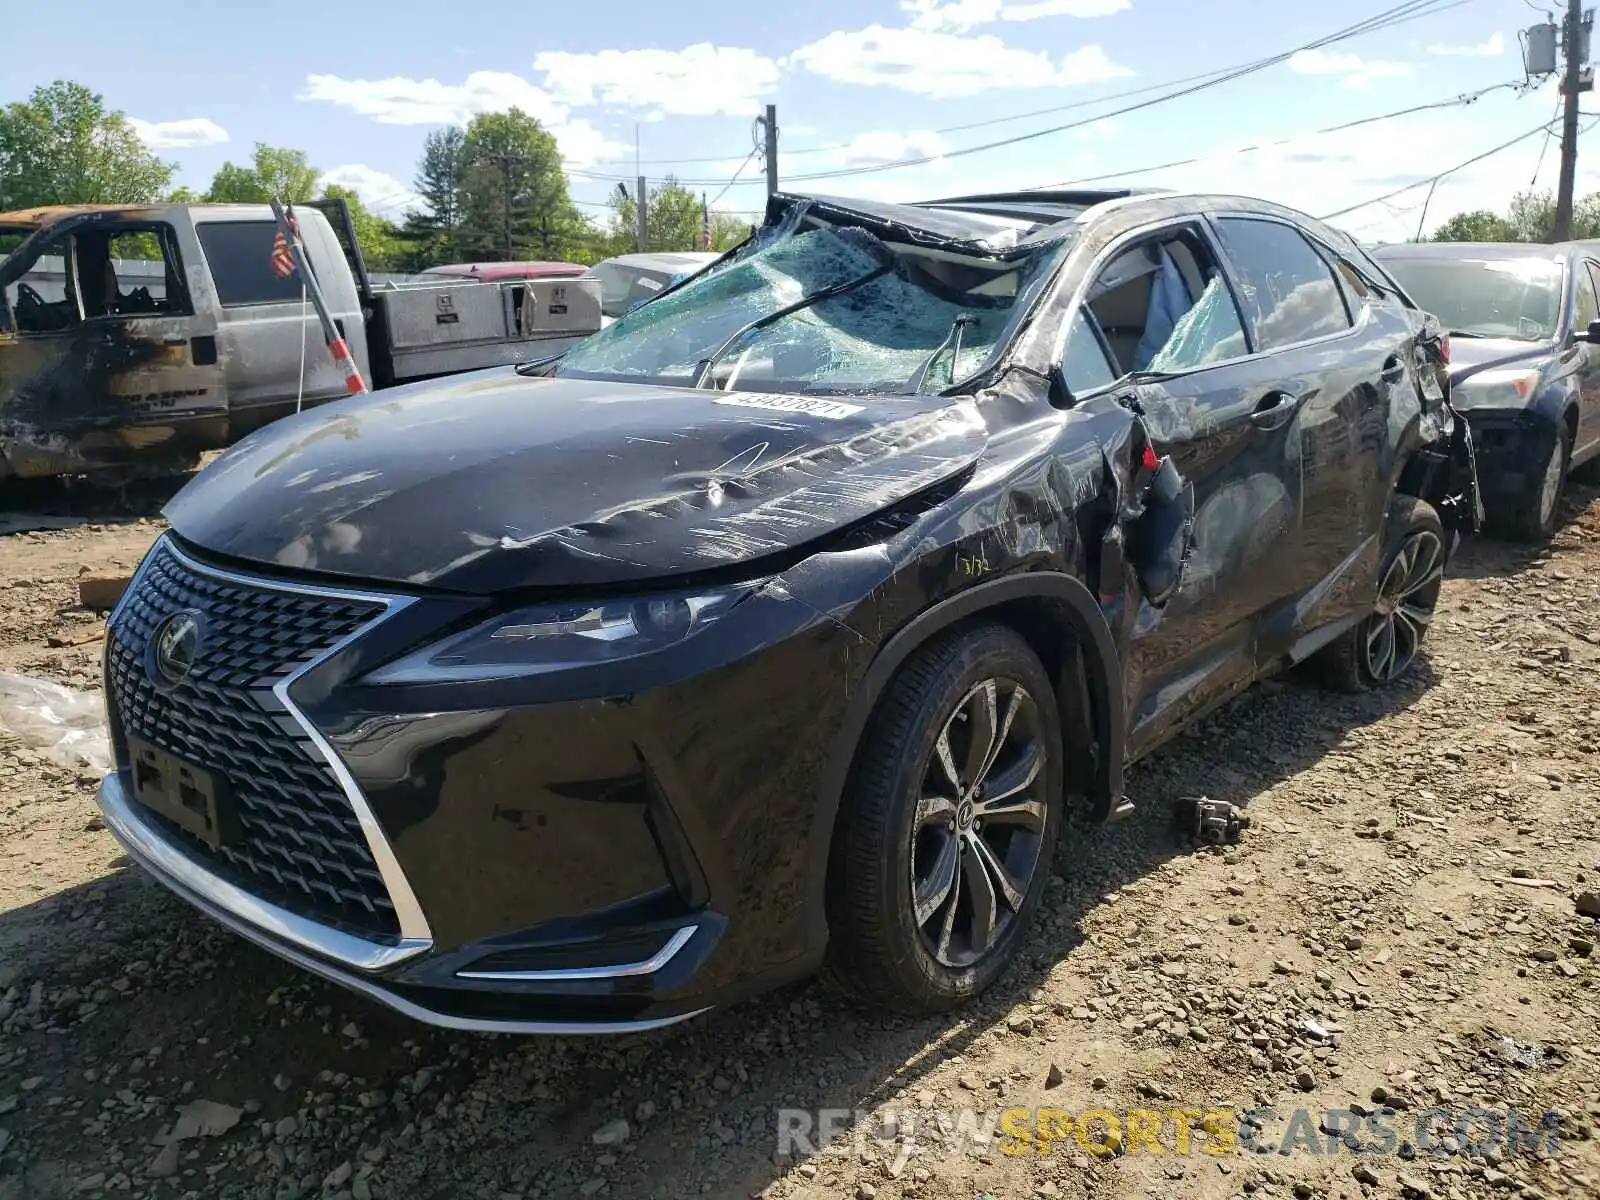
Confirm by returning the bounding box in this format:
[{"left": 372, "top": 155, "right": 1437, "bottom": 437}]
[
  {"left": 76, "top": 224, "right": 190, "bottom": 319},
  {"left": 1213, "top": 217, "right": 1351, "bottom": 351},
  {"left": 1577, "top": 261, "right": 1600, "bottom": 334},
  {"left": 106, "top": 232, "right": 168, "bottom": 307},
  {"left": 1057, "top": 308, "right": 1117, "bottom": 394},
  {"left": 1081, "top": 227, "right": 1250, "bottom": 378},
  {"left": 4, "top": 236, "right": 80, "bottom": 333},
  {"left": 195, "top": 220, "right": 307, "bottom": 306}
]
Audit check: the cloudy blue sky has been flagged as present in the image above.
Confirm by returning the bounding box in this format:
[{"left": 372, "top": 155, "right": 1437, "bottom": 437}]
[{"left": 0, "top": 0, "right": 1576, "bottom": 243}]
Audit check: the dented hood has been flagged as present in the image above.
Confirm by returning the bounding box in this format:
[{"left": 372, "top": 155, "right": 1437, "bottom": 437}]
[{"left": 163, "top": 370, "right": 989, "bottom": 593}]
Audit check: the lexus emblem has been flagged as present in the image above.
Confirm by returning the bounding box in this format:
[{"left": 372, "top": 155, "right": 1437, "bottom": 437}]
[{"left": 149, "top": 611, "right": 202, "bottom": 687}]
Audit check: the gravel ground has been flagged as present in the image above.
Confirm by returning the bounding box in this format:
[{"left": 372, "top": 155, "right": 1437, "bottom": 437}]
[{"left": 1, "top": 477, "right": 1598, "bottom": 1200}]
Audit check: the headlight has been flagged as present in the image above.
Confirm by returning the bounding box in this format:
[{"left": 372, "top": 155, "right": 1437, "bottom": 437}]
[
  {"left": 1453, "top": 368, "right": 1540, "bottom": 410},
  {"left": 365, "top": 584, "right": 755, "bottom": 684}
]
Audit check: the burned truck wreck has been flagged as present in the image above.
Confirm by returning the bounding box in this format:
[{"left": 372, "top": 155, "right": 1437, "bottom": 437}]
[
  {"left": 0, "top": 206, "right": 231, "bottom": 480},
  {"left": 95, "top": 188, "right": 1479, "bottom": 1032},
  {"left": 0, "top": 201, "right": 602, "bottom": 483}
]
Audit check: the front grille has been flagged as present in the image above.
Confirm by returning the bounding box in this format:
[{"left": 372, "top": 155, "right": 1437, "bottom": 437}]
[{"left": 105, "top": 540, "right": 399, "bottom": 938}]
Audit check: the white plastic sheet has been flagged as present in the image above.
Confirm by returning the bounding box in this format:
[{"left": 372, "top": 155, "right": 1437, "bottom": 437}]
[{"left": 0, "top": 673, "right": 111, "bottom": 772}]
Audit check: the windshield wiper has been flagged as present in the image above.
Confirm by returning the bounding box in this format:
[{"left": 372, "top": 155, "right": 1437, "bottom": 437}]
[
  {"left": 900, "top": 314, "right": 976, "bottom": 394},
  {"left": 1446, "top": 330, "right": 1492, "bottom": 339},
  {"left": 688, "top": 261, "right": 894, "bottom": 390},
  {"left": 514, "top": 350, "right": 570, "bottom": 376}
]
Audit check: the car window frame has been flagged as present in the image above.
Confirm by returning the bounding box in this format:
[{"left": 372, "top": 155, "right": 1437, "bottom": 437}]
[
  {"left": 1202, "top": 211, "right": 1361, "bottom": 356},
  {"left": 1582, "top": 259, "right": 1600, "bottom": 338},
  {"left": 3, "top": 232, "right": 83, "bottom": 334},
  {"left": 77, "top": 220, "right": 195, "bottom": 322},
  {"left": 4, "top": 220, "right": 194, "bottom": 333},
  {"left": 1043, "top": 214, "right": 1259, "bottom": 401}
]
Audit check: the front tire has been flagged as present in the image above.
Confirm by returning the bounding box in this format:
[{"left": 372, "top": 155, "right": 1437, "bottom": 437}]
[
  {"left": 1486, "top": 424, "right": 1568, "bottom": 544},
  {"left": 824, "top": 623, "right": 1063, "bottom": 1014},
  {"left": 1312, "top": 496, "right": 1445, "bottom": 693}
]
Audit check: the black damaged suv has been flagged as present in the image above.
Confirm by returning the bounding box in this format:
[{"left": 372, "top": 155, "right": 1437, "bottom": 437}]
[{"left": 97, "top": 189, "right": 1478, "bottom": 1033}]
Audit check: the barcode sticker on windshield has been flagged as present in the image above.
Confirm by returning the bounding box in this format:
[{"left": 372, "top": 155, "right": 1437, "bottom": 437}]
[{"left": 712, "top": 393, "right": 864, "bottom": 420}]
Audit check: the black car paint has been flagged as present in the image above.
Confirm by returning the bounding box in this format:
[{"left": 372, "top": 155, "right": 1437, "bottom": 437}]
[
  {"left": 162, "top": 374, "right": 994, "bottom": 592},
  {"left": 98, "top": 190, "right": 1477, "bottom": 1030},
  {"left": 1371, "top": 241, "right": 1600, "bottom": 504}
]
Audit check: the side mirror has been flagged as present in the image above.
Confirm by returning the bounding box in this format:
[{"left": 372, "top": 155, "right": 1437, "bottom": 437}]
[{"left": 1584, "top": 318, "right": 1600, "bottom": 344}]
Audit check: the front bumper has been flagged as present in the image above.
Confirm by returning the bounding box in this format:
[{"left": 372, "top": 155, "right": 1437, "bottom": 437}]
[
  {"left": 97, "top": 771, "right": 707, "bottom": 1034},
  {"left": 1459, "top": 408, "right": 1560, "bottom": 502},
  {"left": 96, "top": 534, "right": 860, "bottom": 1033}
]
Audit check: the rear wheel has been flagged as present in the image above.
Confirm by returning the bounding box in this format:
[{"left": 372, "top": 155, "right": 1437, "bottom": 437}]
[
  {"left": 1312, "top": 496, "right": 1444, "bottom": 693},
  {"left": 824, "top": 623, "right": 1063, "bottom": 1014},
  {"left": 1486, "top": 425, "right": 1568, "bottom": 544}
]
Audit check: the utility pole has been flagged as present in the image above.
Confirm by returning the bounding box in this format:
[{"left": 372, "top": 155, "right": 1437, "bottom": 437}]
[
  {"left": 481, "top": 152, "right": 520, "bottom": 261},
  {"left": 501, "top": 155, "right": 514, "bottom": 261},
  {"left": 762, "top": 104, "right": 779, "bottom": 196},
  {"left": 636, "top": 175, "right": 648, "bottom": 253},
  {"left": 1554, "top": 0, "right": 1593, "bottom": 241}
]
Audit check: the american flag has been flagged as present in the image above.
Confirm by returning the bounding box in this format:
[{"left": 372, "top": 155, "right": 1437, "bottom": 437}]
[{"left": 270, "top": 211, "right": 299, "bottom": 279}]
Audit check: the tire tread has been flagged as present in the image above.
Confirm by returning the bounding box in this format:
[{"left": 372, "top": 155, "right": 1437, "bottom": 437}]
[{"left": 823, "top": 623, "right": 1059, "bottom": 1014}]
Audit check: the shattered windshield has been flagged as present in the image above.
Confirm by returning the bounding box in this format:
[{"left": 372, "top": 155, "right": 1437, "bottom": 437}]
[
  {"left": 1379, "top": 256, "right": 1564, "bottom": 341},
  {"left": 553, "top": 217, "right": 1068, "bottom": 394}
]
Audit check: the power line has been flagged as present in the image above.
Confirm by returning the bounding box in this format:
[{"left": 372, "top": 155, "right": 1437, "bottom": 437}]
[
  {"left": 1318, "top": 116, "right": 1580, "bottom": 222},
  {"left": 362, "top": 0, "right": 1489, "bottom": 223},
  {"left": 778, "top": 0, "right": 1479, "bottom": 185},
  {"left": 1531, "top": 89, "right": 1564, "bottom": 186},
  {"left": 708, "top": 149, "right": 760, "bottom": 209},
  {"left": 1033, "top": 82, "right": 1517, "bottom": 190},
  {"left": 578, "top": 0, "right": 1476, "bottom": 171},
  {"left": 566, "top": 0, "right": 1477, "bottom": 181}
]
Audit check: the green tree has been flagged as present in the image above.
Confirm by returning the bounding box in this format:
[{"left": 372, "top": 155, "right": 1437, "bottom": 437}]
[
  {"left": 0, "top": 80, "right": 175, "bottom": 210},
  {"left": 609, "top": 176, "right": 754, "bottom": 253},
  {"left": 711, "top": 212, "right": 754, "bottom": 252},
  {"left": 1430, "top": 210, "right": 1514, "bottom": 242},
  {"left": 457, "top": 109, "right": 585, "bottom": 262},
  {"left": 205, "top": 143, "right": 319, "bottom": 204},
  {"left": 1429, "top": 188, "right": 1600, "bottom": 244},
  {"left": 397, "top": 127, "right": 469, "bottom": 266},
  {"left": 1505, "top": 190, "right": 1557, "bottom": 241}
]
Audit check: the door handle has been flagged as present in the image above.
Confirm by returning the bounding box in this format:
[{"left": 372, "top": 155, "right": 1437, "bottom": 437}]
[
  {"left": 1381, "top": 354, "right": 1407, "bottom": 383},
  {"left": 161, "top": 337, "right": 186, "bottom": 346},
  {"left": 1250, "top": 390, "right": 1301, "bottom": 430}
]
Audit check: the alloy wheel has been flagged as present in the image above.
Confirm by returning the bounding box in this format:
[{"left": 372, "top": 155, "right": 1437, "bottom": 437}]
[
  {"left": 910, "top": 678, "right": 1049, "bottom": 968},
  {"left": 1364, "top": 529, "right": 1443, "bottom": 683}
]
